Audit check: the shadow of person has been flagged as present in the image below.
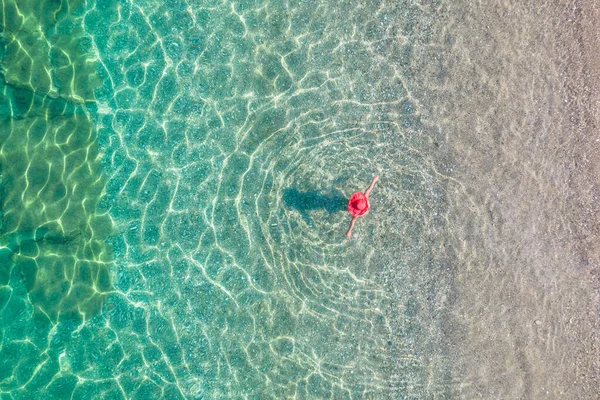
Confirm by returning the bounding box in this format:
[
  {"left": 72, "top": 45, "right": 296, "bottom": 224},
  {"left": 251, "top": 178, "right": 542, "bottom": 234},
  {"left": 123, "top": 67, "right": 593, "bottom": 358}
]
[{"left": 282, "top": 188, "right": 347, "bottom": 225}]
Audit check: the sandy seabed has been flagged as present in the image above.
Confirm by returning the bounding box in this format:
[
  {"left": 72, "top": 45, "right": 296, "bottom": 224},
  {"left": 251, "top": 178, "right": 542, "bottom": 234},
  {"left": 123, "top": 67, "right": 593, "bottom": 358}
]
[
  {"left": 1, "top": 0, "right": 598, "bottom": 398},
  {"left": 428, "top": 1, "right": 600, "bottom": 397}
]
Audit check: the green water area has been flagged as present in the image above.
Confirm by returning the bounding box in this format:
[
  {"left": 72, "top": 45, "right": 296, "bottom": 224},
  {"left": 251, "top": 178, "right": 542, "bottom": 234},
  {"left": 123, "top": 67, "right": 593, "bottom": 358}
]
[{"left": 2, "top": 0, "right": 599, "bottom": 399}]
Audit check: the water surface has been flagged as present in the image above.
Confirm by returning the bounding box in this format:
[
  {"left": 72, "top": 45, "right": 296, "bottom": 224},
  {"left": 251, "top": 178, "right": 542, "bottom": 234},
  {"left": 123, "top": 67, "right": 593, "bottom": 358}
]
[{"left": 1, "top": 0, "right": 599, "bottom": 398}]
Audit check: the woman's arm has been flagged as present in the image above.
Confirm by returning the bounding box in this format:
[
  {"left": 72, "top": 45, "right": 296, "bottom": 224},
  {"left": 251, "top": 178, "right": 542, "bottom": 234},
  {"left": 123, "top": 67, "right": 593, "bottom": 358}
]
[
  {"left": 364, "top": 176, "right": 379, "bottom": 198},
  {"left": 346, "top": 216, "right": 358, "bottom": 238}
]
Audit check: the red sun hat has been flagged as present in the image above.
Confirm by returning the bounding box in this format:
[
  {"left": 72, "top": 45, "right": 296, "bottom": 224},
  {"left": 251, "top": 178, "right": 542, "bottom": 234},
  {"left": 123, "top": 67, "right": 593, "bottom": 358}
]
[{"left": 348, "top": 192, "right": 369, "bottom": 217}]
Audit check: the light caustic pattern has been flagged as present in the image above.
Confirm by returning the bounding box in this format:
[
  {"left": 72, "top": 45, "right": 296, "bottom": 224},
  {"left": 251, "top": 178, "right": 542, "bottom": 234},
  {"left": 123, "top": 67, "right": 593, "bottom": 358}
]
[
  {"left": 2, "top": 0, "right": 451, "bottom": 398},
  {"left": 0, "top": 0, "right": 114, "bottom": 397}
]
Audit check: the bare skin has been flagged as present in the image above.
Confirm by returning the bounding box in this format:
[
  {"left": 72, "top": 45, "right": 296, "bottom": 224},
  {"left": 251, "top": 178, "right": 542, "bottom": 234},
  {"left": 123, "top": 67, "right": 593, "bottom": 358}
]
[{"left": 346, "top": 176, "right": 379, "bottom": 238}]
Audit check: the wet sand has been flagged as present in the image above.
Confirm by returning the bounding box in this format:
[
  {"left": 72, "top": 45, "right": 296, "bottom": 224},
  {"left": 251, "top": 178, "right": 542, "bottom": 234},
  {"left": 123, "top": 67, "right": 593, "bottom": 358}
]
[
  {"left": 564, "top": 1, "right": 600, "bottom": 394},
  {"left": 435, "top": 1, "right": 600, "bottom": 397}
]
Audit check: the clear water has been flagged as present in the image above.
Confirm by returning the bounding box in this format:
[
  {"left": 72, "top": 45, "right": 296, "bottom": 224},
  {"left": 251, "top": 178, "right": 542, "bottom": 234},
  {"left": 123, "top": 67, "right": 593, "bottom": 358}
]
[{"left": 1, "top": 0, "right": 598, "bottom": 399}]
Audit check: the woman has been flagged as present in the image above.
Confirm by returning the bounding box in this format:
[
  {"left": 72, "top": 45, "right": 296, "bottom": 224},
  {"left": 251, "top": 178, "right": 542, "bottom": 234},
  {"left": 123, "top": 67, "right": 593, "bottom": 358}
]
[{"left": 346, "top": 176, "right": 379, "bottom": 238}]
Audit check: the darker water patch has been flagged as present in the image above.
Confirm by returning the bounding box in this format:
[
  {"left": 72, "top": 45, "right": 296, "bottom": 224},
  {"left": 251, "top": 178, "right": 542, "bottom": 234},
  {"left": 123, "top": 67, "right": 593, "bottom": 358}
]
[{"left": 0, "top": 0, "right": 113, "bottom": 324}]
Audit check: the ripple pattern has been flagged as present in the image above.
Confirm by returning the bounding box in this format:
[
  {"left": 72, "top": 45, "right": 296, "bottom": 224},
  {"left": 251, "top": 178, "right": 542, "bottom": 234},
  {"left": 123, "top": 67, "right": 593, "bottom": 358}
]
[
  {"left": 0, "top": 0, "right": 114, "bottom": 396},
  {"left": 2, "top": 0, "right": 453, "bottom": 398}
]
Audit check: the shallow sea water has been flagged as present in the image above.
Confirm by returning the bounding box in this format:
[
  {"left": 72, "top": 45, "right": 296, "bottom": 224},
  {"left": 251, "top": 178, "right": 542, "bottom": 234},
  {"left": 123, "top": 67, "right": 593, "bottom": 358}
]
[{"left": 1, "top": 0, "right": 599, "bottom": 399}]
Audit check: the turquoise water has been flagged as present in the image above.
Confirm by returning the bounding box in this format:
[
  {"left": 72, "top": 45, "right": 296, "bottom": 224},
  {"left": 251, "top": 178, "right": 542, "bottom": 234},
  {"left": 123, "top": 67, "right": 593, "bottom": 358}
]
[
  {"left": 1, "top": 0, "right": 451, "bottom": 398},
  {"left": 3, "top": 0, "right": 598, "bottom": 398}
]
